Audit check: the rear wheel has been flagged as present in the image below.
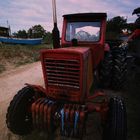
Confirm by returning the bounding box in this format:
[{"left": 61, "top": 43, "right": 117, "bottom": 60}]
[
  {"left": 6, "top": 86, "right": 43, "bottom": 135},
  {"left": 99, "top": 44, "right": 128, "bottom": 90},
  {"left": 111, "top": 46, "right": 127, "bottom": 90},
  {"left": 99, "top": 51, "right": 113, "bottom": 88},
  {"left": 103, "top": 97, "right": 127, "bottom": 140}
]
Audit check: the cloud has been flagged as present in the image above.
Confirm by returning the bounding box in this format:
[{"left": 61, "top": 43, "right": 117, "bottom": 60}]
[{"left": 0, "top": 0, "right": 140, "bottom": 33}]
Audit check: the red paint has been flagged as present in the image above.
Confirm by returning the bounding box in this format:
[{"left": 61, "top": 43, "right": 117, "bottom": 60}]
[
  {"left": 28, "top": 13, "right": 109, "bottom": 133},
  {"left": 104, "top": 43, "right": 110, "bottom": 52},
  {"left": 40, "top": 47, "right": 90, "bottom": 103},
  {"left": 128, "top": 29, "right": 140, "bottom": 40}
]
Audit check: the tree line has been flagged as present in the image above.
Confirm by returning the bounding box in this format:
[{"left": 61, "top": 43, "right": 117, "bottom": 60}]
[
  {"left": 13, "top": 25, "right": 52, "bottom": 44},
  {"left": 13, "top": 16, "right": 135, "bottom": 43},
  {"left": 106, "top": 16, "right": 134, "bottom": 40}
]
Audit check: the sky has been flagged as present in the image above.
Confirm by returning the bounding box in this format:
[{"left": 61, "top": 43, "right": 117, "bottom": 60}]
[{"left": 0, "top": 0, "right": 140, "bottom": 33}]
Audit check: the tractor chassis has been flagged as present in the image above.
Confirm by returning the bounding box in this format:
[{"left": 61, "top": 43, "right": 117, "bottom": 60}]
[{"left": 26, "top": 83, "right": 109, "bottom": 138}]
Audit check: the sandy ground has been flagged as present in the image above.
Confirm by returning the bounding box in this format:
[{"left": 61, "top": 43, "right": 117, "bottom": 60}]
[{"left": 0, "top": 62, "right": 44, "bottom": 140}]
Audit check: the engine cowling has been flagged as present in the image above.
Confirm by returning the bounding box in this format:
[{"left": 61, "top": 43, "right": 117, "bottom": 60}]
[{"left": 41, "top": 47, "right": 93, "bottom": 104}]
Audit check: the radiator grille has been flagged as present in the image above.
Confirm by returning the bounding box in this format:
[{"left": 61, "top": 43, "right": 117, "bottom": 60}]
[{"left": 45, "top": 58, "right": 80, "bottom": 89}]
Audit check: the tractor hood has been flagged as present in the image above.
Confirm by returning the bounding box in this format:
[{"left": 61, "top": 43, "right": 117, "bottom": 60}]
[{"left": 40, "top": 47, "right": 93, "bottom": 103}]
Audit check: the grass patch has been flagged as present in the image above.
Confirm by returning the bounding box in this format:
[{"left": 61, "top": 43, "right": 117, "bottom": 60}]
[{"left": 0, "top": 43, "right": 52, "bottom": 73}]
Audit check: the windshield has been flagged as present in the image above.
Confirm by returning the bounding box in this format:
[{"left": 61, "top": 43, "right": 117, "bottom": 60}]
[{"left": 66, "top": 22, "right": 101, "bottom": 42}]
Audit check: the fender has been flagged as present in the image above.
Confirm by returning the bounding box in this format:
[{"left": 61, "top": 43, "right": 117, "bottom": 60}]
[
  {"left": 104, "top": 43, "right": 110, "bottom": 52},
  {"left": 25, "top": 83, "right": 47, "bottom": 96}
]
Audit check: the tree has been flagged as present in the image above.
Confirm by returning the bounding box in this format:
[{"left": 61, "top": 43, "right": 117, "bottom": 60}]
[
  {"left": 107, "top": 16, "right": 127, "bottom": 33},
  {"left": 106, "top": 16, "right": 127, "bottom": 40},
  {"left": 15, "top": 30, "right": 28, "bottom": 38},
  {"left": 27, "top": 25, "right": 46, "bottom": 38},
  {"left": 43, "top": 32, "right": 53, "bottom": 44}
]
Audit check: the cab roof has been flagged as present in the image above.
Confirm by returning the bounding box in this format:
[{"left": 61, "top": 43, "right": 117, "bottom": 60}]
[{"left": 63, "top": 13, "right": 107, "bottom": 20}]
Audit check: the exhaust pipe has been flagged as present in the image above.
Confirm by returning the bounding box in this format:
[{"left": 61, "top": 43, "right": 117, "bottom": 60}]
[{"left": 52, "top": 0, "right": 60, "bottom": 49}]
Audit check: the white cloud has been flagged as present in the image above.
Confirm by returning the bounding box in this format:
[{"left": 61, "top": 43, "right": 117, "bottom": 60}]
[{"left": 0, "top": 0, "right": 139, "bottom": 33}]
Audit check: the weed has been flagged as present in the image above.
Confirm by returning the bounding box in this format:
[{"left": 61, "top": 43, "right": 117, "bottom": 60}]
[{"left": 0, "top": 44, "right": 51, "bottom": 72}]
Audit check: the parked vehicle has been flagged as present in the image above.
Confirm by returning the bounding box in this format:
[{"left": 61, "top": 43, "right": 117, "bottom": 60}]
[{"left": 6, "top": 0, "right": 127, "bottom": 139}]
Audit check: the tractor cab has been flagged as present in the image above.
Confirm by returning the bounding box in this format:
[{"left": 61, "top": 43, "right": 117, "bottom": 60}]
[
  {"left": 61, "top": 13, "right": 107, "bottom": 48},
  {"left": 61, "top": 13, "right": 107, "bottom": 68}
]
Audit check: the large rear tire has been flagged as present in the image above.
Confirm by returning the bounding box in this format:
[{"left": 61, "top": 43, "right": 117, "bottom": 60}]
[
  {"left": 111, "top": 46, "right": 127, "bottom": 90},
  {"left": 103, "top": 97, "right": 127, "bottom": 140},
  {"left": 6, "top": 86, "right": 43, "bottom": 135},
  {"left": 99, "top": 44, "right": 128, "bottom": 90},
  {"left": 99, "top": 51, "right": 113, "bottom": 88}
]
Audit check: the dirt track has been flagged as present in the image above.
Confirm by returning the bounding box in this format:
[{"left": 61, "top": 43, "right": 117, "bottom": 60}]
[{"left": 0, "top": 62, "right": 44, "bottom": 140}]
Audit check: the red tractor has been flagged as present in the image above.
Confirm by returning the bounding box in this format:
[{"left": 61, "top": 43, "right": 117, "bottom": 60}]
[{"left": 6, "top": 1, "right": 127, "bottom": 139}]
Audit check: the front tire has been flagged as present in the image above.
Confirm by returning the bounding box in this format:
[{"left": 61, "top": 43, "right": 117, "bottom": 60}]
[
  {"left": 103, "top": 97, "right": 127, "bottom": 140},
  {"left": 6, "top": 86, "right": 40, "bottom": 135}
]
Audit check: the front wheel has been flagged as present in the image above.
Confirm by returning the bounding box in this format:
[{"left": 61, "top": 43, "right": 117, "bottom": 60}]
[
  {"left": 103, "top": 97, "right": 127, "bottom": 140},
  {"left": 6, "top": 86, "right": 43, "bottom": 135}
]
